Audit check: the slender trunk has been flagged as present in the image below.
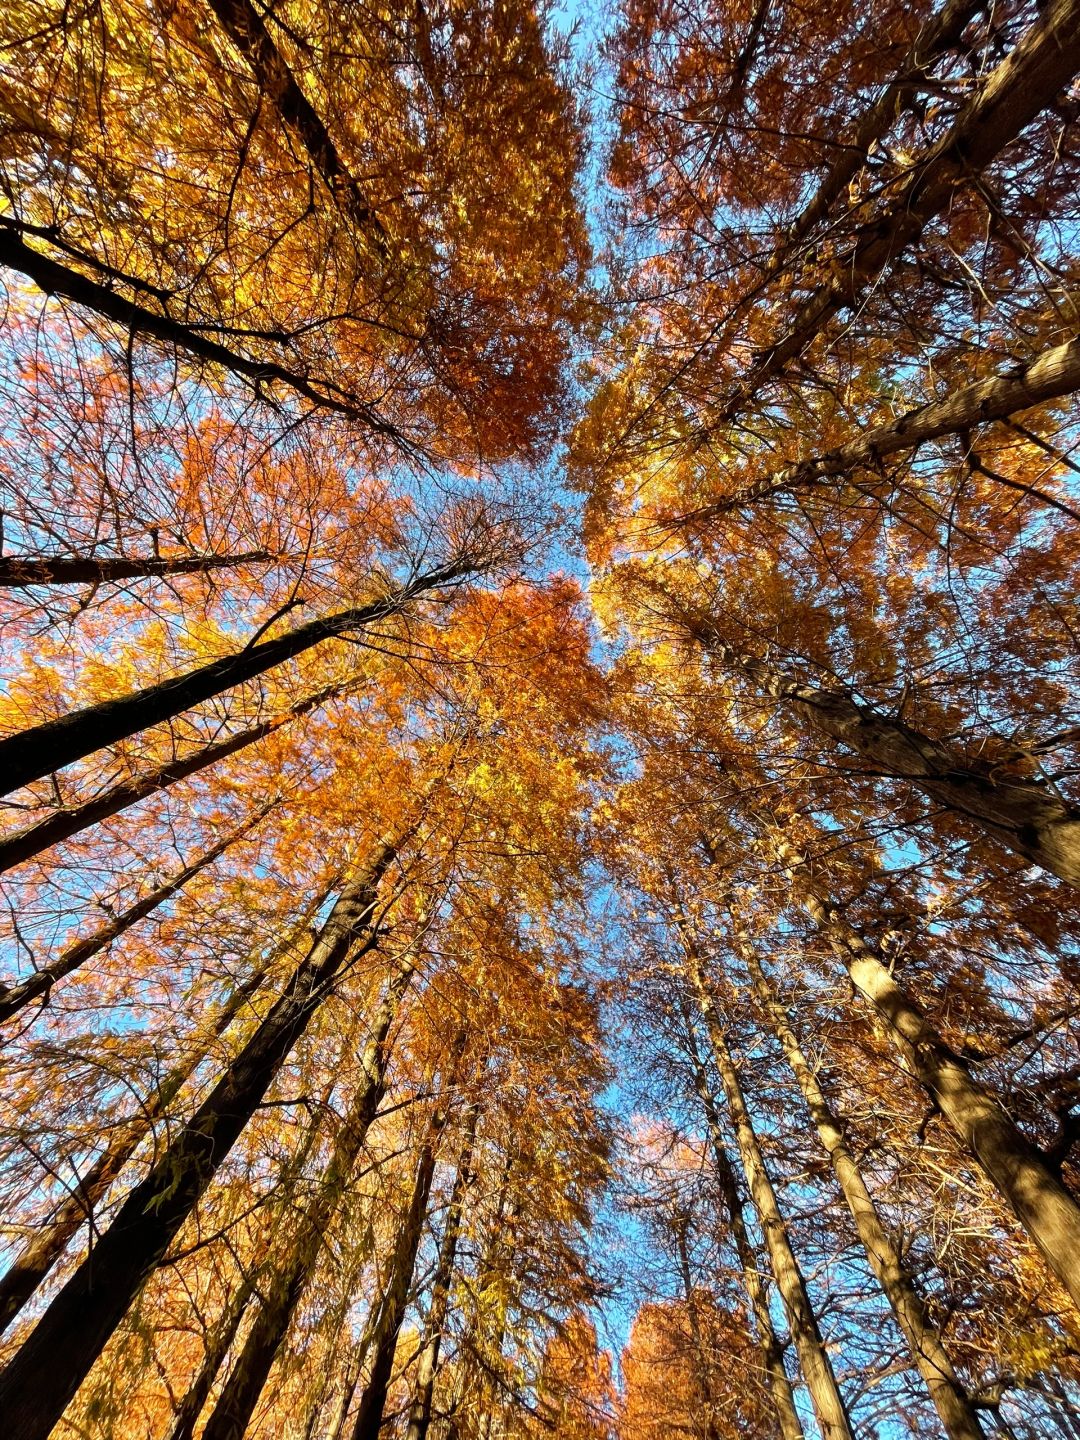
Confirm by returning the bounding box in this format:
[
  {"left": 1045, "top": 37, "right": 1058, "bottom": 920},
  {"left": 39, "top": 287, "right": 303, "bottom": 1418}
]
[
  {"left": 0, "top": 841, "right": 397, "bottom": 1440},
  {"left": 0, "top": 680, "right": 344, "bottom": 875},
  {"left": 0, "top": 959, "right": 270, "bottom": 1335},
  {"left": 742, "top": 943, "right": 986, "bottom": 1440},
  {"left": 0, "top": 225, "right": 403, "bottom": 438},
  {"left": 350, "top": 1106, "right": 452, "bottom": 1440},
  {"left": 405, "top": 1100, "right": 481, "bottom": 1440},
  {"left": 684, "top": 944, "right": 855, "bottom": 1440},
  {"left": 673, "top": 1215, "right": 723, "bottom": 1440},
  {"left": 720, "top": 0, "right": 1080, "bottom": 421},
  {"left": 771, "top": 827, "right": 1080, "bottom": 1313},
  {"left": 199, "top": 960, "right": 417, "bottom": 1440},
  {"left": 200, "top": 0, "right": 386, "bottom": 252},
  {"left": 0, "top": 550, "right": 273, "bottom": 588},
  {"left": 0, "top": 804, "right": 275, "bottom": 1022},
  {"left": 694, "top": 617, "right": 1080, "bottom": 887},
  {"left": 680, "top": 334, "right": 1080, "bottom": 529},
  {"left": 681, "top": 1007, "right": 804, "bottom": 1440},
  {"left": 0, "top": 558, "right": 473, "bottom": 797}
]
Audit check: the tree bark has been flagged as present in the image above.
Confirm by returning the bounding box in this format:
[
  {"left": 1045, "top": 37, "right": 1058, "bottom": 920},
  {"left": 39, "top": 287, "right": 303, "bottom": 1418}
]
[
  {"left": 680, "top": 334, "right": 1080, "bottom": 529},
  {"left": 349, "top": 1103, "right": 453, "bottom": 1440},
  {"left": 0, "top": 840, "right": 397, "bottom": 1440},
  {"left": 741, "top": 941, "right": 986, "bottom": 1440},
  {"left": 681, "top": 1005, "right": 805, "bottom": 1440},
  {"left": 0, "top": 550, "right": 273, "bottom": 588},
  {"left": 0, "top": 957, "right": 271, "bottom": 1335},
  {"left": 769, "top": 825, "right": 1080, "bottom": 1313},
  {"left": 683, "top": 940, "right": 856, "bottom": 1440},
  {"left": 199, "top": 959, "right": 417, "bottom": 1440},
  {"left": 0, "top": 679, "right": 344, "bottom": 875},
  {"left": 0, "top": 558, "right": 472, "bottom": 798},
  {"left": 404, "top": 1100, "right": 481, "bottom": 1440},
  {"left": 718, "top": 0, "right": 1080, "bottom": 423},
  {"left": 0, "top": 803, "right": 275, "bottom": 1022}
]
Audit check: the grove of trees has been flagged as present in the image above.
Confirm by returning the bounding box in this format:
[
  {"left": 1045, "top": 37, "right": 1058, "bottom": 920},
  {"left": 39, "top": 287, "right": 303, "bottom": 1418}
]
[{"left": 0, "top": 0, "right": 1078, "bottom": 1436}]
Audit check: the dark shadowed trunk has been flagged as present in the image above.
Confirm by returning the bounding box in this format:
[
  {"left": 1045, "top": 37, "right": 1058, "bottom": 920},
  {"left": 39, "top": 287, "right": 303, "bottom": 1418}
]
[{"left": 0, "top": 549, "right": 273, "bottom": 588}]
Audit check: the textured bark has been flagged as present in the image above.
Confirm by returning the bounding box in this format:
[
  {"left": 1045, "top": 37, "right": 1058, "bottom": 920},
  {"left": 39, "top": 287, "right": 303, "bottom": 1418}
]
[
  {"left": 720, "top": 0, "right": 1080, "bottom": 422},
  {"left": 165, "top": 1272, "right": 260, "bottom": 1440},
  {"left": 0, "top": 680, "right": 343, "bottom": 875},
  {"left": 199, "top": 960, "right": 417, "bottom": 1440},
  {"left": 742, "top": 944, "right": 985, "bottom": 1440},
  {"left": 681, "top": 1008, "right": 804, "bottom": 1440},
  {"left": 0, "top": 225, "right": 404, "bottom": 437},
  {"left": 682, "top": 334, "right": 1080, "bottom": 527},
  {"left": 202, "top": 0, "right": 387, "bottom": 252},
  {"left": 0, "top": 842, "right": 396, "bottom": 1440},
  {"left": 0, "top": 804, "right": 274, "bottom": 1022},
  {"left": 404, "top": 1101, "right": 481, "bottom": 1440},
  {"left": 350, "top": 1105, "right": 452, "bottom": 1440},
  {"left": 0, "top": 959, "right": 269, "bottom": 1335},
  {"left": 0, "top": 549, "right": 272, "bottom": 588},
  {"left": 684, "top": 943, "right": 855, "bottom": 1440},
  {"left": 771, "top": 829, "right": 1080, "bottom": 1313},
  {"left": 697, "top": 624, "right": 1080, "bottom": 887},
  {"left": 0, "top": 558, "right": 471, "bottom": 797}
]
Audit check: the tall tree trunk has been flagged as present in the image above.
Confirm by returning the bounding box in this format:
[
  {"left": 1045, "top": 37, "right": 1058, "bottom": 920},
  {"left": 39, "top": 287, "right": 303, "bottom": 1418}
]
[
  {"left": 0, "top": 679, "right": 345, "bottom": 875},
  {"left": 0, "top": 225, "right": 404, "bottom": 438},
  {"left": 0, "top": 803, "right": 275, "bottom": 1022},
  {"left": 0, "top": 557, "right": 473, "bottom": 797},
  {"left": 687, "top": 610, "right": 1080, "bottom": 887},
  {"left": 199, "top": 959, "right": 417, "bottom": 1440},
  {"left": 718, "top": 0, "right": 1080, "bottom": 423},
  {"left": 0, "top": 952, "right": 275, "bottom": 1335},
  {"left": 0, "top": 549, "right": 273, "bottom": 588},
  {"left": 672, "top": 1212, "right": 723, "bottom": 1440},
  {"left": 680, "top": 1006, "right": 805, "bottom": 1440},
  {"left": 679, "top": 334, "right": 1080, "bottom": 530},
  {"left": 404, "top": 1099, "right": 481, "bottom": 1440},
  {"left": 740, "top": 939, "right": 986, "bottom": 1440},
  {"left": 767, "top": 824, "right": 1080, "bottom": 1313},
  {"left": 683, "top": 939, "right": 856, "bottom": 1440},
  {"left": 350, "top": 1101, "right": 454, "bottom": 1440},
  {"left": 0, "top": 840, "right": 397, "bottom": 1440}
]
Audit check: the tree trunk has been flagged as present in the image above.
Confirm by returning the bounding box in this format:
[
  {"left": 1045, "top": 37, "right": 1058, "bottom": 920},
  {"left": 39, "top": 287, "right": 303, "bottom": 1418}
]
[
  {"left": 0, "top": 550, "right": 273, "bottom": 588},
  {"left": 199, "top": 959, "right": 417, "bottom": 1440},
  {"left": 741, "top": 941, "right": 986, "bottom": 1440},
  {"left": 350, "top": 1104, "right": 453, "bottom": 1440},
  {"left": 0, "top": 956, "right": 272, "bottom": 1335},
  {"left": 770, "top": 826, "right": 1080, "bottom": 1313},
  {"left": 405, "top": 1099, "right": 481, "bottom": 1440},
  {"left": 0, "top": 803, "right": 275, "bottom": 1023},
  {"left": 0, "top": 679, "right": 345, "bottom": 875},
  {"left": 719, "top": 0, "right": 1080, "bottom": 422},
  {"left": 0, "top": 840, "right": 397, "bottom": 1440},
  {"left": 680, "top": 1008, "right": 805, "bottom": 1440},
  {"left": 0, "top": 225, "right": 403, "bottom": 438},
  {"left": 683, "top": 942, "right": 856, "bottom": 1440},
  {"left": 0, "top": 557, "right": 473, "bottom": 798},
  {"left": 680, "top": 334, "right": 1080, "bottom": 529}
]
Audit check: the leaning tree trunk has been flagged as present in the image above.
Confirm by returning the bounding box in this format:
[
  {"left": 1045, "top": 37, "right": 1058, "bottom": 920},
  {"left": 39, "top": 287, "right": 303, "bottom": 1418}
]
[
  {"left": 0, "top": 549, "right": 273, "bottom": 588},
  {"left": 0, "top": 557, "right": 473, "bottom": 797},
  {"left": 739, "top": 939, "right": 986, "bottom": 1440},
  {"left": 0, "top": 839, "right": 398, "bottom": 1440},
  {"left": 680, "top": 1006, "right": 805, "bottom": 1440},
  {"left": 683, "top": 940, "right": 856, "bottom": 1440},
  {"left": 767, "top": 825, "right": 1080, "bottom": 1313},
  {"left": 404, "top": 1098, "right": 481, "bottom": 1440},
  {"left": 0, "top": 941, "right": 282, "bottom": 1335},
  {"left": 719, "top": 0, "right": 1080, "bottom": 424},
  {"left": 0, "top": 678, "right": 347, "bottom": 875},
  {"left": 199, "top": 959, "right": 417, "bottom": 1440},
  {"left": 349, "top": 1102, "right": 454, "bottom": 1440},
  {"left": 0, "top": 802, "right": 275, "bottom": 1022}
]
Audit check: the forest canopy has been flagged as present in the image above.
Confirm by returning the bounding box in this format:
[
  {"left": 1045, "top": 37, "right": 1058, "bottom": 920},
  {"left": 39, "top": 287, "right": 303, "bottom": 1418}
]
[{"left": 1, "top": 0, "right": 1079, "bottom": 1437}]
